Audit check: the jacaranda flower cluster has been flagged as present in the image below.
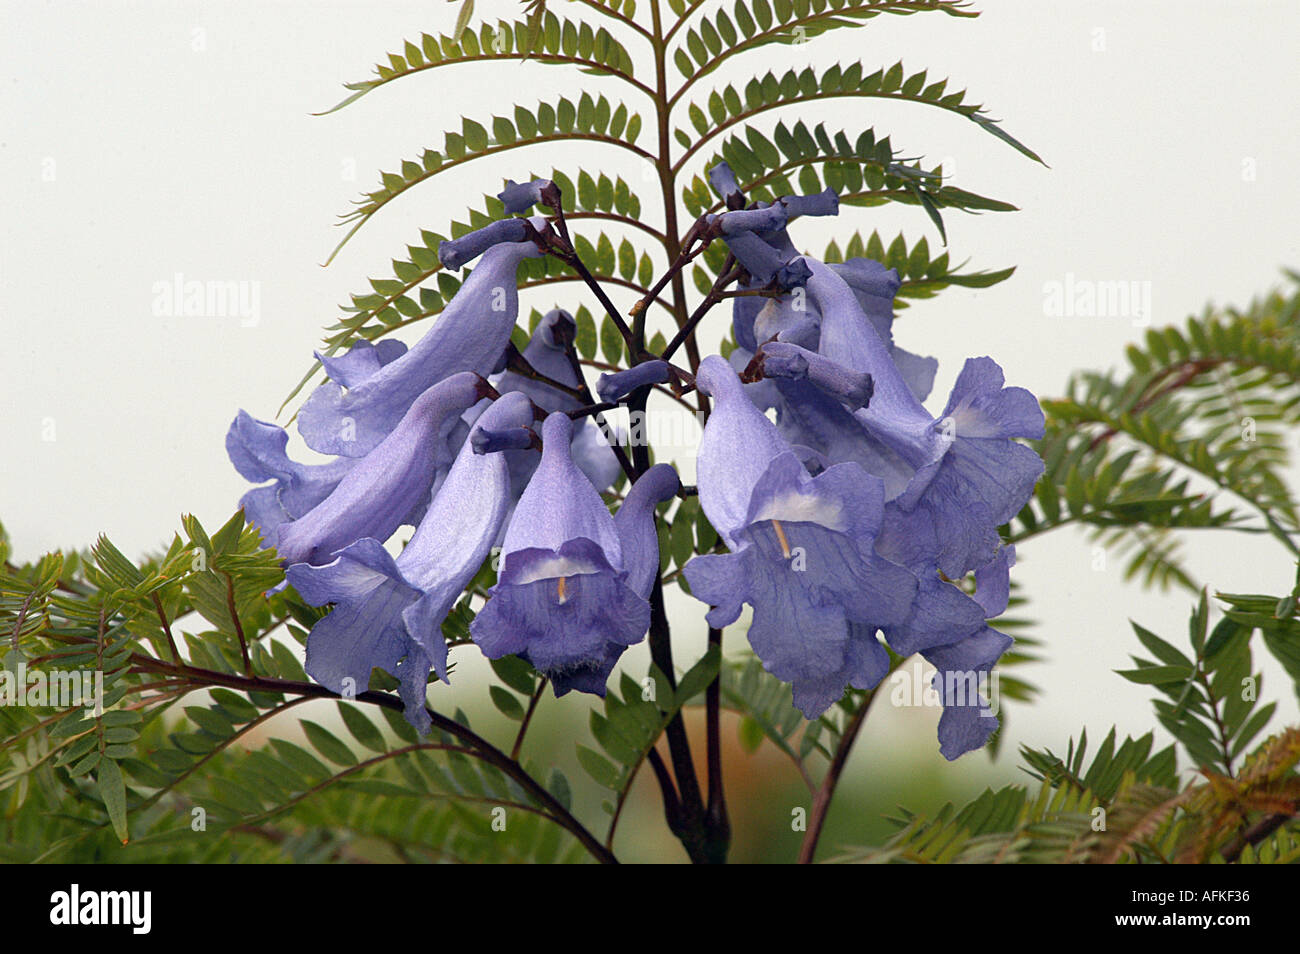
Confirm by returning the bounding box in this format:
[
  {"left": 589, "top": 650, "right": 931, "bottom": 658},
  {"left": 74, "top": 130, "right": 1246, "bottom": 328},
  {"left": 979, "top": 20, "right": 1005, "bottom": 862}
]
[{"left": 227, "top": 166, "right": 1044, "bottom": 759}]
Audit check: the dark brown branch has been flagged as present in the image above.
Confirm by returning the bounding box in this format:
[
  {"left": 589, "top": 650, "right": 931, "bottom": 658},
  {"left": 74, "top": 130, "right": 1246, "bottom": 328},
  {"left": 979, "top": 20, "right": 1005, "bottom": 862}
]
[
  {"left": 150, "top": 592, "right": 181, "bottom": 665},
  {"left": 798, "top": 690, "right": 881, "bottom": 864},
  {"left": 1222, "top": 812, "right": 1294, "bottom": 863},
  {"left": 510, "top": 679, "right": 547, "bottom": 761},
  {"left": 222, "top": 571, "right": 252, "bottom": 676},
  {"left": 536, "top": 183, "right": 638, "bottom": 354},
  {"left": 704, "top": 626, "right": 730, "bottom": 859}
]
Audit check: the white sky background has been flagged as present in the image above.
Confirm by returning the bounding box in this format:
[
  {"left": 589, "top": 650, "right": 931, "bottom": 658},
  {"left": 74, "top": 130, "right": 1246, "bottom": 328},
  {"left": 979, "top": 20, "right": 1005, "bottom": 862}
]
[{"left": 3, "top": 0, "right": 1299, "bottom": 770}]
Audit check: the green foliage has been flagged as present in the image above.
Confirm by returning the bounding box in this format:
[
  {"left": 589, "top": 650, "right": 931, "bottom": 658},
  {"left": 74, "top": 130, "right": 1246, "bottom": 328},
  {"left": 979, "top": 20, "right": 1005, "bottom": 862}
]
[
  {"left": 326, "top": 97, "right": 648, "bottom": 265},
  {"left": 318, "top": 15, "right": 639, "bottom": 117},
  {"left": 576, "top": 648, "right": 721, "bottom": 840},
  {"left": 1022, "top": 727, "right": 1178, "bottom": 803},
  {"left": 1009, "top": 278, "right": 1300, "bottom": 590},
  {"left": 834, "top": 726, "right": 1300, "bottom": 864},
  {"left": 1217, "top": 572, "right": 1300, "bottom": 705},
  {"left": 829, "top": 778, "right": 1100, "bottom": 864},
  {"left": 0, "top": 516, "right": 599, "bottom": 863},
  {"left": 714, "top": 653, "right": 828, "bottom": 770},
  {"left": 821, "top": 229, "right": 1016, "bottom": 307},
  {"left": 682, "top": 121, "right": 1015, "bottom": 241},
  {"left": 1113, "top": 592, "right": 1275, "bottom": 775},
  {"left": 31, "top": 0, "right": 1300, "bottom": 868},
  {"left": 667, "top": 0, "right": 978, "bottom": 91},
  {"left": 673, "top": 61, "right": 1042, "bottom": 174}
]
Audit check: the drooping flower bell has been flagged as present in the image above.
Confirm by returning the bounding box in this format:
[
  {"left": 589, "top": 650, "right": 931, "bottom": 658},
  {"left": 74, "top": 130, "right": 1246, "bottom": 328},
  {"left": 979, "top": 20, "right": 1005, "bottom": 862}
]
[
  {"left": 470, "top": 413, "right": 677, "bottom": 696},
  {"left": 683, "top": 355, "right": 918, "bottom": 718},
  {"left": 802, "top": 258, "right": 1045, "bottom": 577},
  {"left": 275, "top": 371, "right": 490, "bottom": 566},
  {"left": 225, "top": 410, "right": 357, "bottom": 543},
  {"left": 296, "top": 218, "right": 543, "bottom": 457},
  {"left": 286, "top": 390, "right": 535, "bottom": 731}
]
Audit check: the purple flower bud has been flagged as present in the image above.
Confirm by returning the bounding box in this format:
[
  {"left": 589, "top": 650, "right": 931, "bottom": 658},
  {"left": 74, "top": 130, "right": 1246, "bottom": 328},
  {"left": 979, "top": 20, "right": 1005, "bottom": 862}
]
[
  {"left": 759, "top": 342, "right": 874, "bottom": 410},
  {"left": 472, "top": 424, "right": 537, "bottom": 454},
  {"left": 498, "top": 178, "right": 553, "bottom": 214},
  {"left": 721, "top": 232, "right": 789, "bottom": 286},
  {"left": 778, "top": 188, "right": 838, "bottom": 219},
  {"left": 707, "top": 161, "right": 742, "bottom": 202},
  {"left": 714, "top": 204, "right": 816, "bottom": 290},
  {"left": 596, "top": 360, "right": 671, "bottom": 404},
  {"left": 717, "top": 205, "right": 789, "bottom": 236},
  {"left": 775, "top": 257, "right": 812, "bottom": 289},
  {"left": 495, "top": 308, "right": 581, "bottom": 411},
  {"left": 438, "top": 218, "right": 532, "bottom": 270}
]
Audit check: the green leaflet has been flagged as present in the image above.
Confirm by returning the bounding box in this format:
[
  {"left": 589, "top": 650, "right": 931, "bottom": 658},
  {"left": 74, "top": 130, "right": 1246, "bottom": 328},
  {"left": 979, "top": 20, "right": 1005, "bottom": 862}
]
[
  {"left": 672, "top": 61, "right": 1043, "bottom": 171},
  {"left": 324, "top": 97, "right": 649, "bottom": 265},
  {"left": 1009, "top": 279, "right": 1300, "bottom": 589},
  {"left": 316, "top": 15, "right": 637, "bottom": 117},
  {"left": 280, "top": 173, "right": 649, "bottom": 413},
  {"left": 684, "top": 121, "right": 1015, "bottom": 233},
  {"left": 669, "top": 0, "right": 976, "bottom": 91}
]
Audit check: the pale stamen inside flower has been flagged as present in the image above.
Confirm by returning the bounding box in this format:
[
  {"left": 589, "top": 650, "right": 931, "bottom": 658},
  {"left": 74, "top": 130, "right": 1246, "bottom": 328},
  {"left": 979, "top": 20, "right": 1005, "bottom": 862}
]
[{"left": 557, "top": 576, "right": 568, "bottom": 605}]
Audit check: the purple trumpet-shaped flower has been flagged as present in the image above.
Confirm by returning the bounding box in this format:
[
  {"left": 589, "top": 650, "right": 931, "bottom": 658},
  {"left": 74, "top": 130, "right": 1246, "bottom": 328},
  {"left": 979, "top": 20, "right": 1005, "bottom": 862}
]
[
  {"left": 225, "top": 411, "right": 357, "bottom": 543},
  {"left": 804, "top": 258, "right": 1045, "bottom": 577},
  {"left": 276, "top": 372, "right": 489, "bottom": 566},
  {"left": 683, "top": 356, "right": 917, "bottom": 718},
  {"left": 296, "top": 219, "right": 543, "bottom": 457},
  {"left": 470, "top": 414, "right": 676, "bottom": 696},
  {"left": 286, "top": 391, "right": 535, "bottom": 731}
]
